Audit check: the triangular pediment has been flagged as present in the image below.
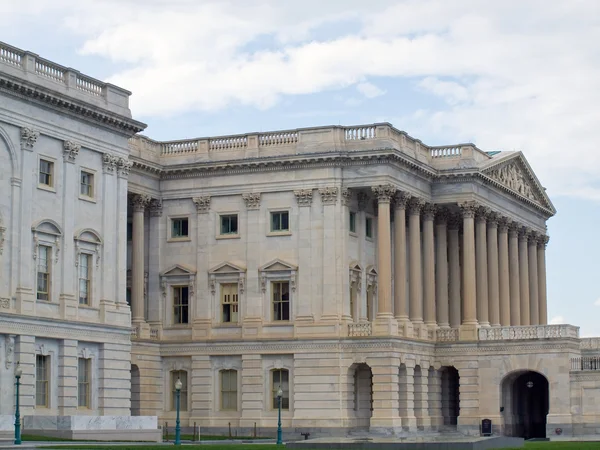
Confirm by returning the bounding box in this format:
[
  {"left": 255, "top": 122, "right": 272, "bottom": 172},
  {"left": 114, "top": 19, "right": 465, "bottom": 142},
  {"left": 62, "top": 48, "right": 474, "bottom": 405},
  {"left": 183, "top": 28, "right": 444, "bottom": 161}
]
[
  {"left": 349, "top": 260, "right": 363, "bottom": 271},
  {"left": 160, "top": 264, "right": 196, "bottom": 277},
  {"left": 259, "top": 258, "right": 297, "bottom": 272},
  {"left": 481, "top": 152, "right": 555, "bottom": 215},
  {"left": 209, "top": 261, "right": 247, "bottom": 274}
]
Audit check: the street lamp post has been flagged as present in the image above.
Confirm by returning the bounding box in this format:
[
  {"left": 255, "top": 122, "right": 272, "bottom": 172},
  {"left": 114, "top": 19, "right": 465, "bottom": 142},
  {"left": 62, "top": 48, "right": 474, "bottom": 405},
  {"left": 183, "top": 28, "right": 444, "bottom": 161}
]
[
  {"left": 276, "top": 386, "right": 283, "bottom": 445},
  {"left": 174, "top": 378, "right": 182, "bottom": 446},
  {"left": 14, "top": 361, "right": 22, "bottom": 445}
]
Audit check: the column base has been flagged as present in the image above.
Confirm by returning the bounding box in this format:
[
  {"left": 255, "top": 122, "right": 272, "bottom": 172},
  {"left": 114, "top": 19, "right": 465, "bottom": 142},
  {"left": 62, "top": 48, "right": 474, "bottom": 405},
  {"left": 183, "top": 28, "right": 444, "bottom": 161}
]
[
  {"left": 132, "top": 320, "right": 150, "bottom": 339},
  {"left": 459, "top": 323, "right": 479, "bottom": 341},
  {"left": 397, "top": 318, "right": 413, "bottom": 338},
  {"left": 372, "top": 315, "right": 398, "bottom": 336},
  {"left": 401, "top": 416, "right": 418, "bottom": 432}
]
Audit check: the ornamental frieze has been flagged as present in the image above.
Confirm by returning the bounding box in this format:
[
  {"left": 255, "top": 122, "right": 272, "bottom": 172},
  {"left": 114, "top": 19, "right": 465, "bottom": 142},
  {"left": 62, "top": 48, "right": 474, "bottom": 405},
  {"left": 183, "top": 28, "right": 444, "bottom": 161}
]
[{"left": 485, "top": 162, "right": 540, "bottom": 203}]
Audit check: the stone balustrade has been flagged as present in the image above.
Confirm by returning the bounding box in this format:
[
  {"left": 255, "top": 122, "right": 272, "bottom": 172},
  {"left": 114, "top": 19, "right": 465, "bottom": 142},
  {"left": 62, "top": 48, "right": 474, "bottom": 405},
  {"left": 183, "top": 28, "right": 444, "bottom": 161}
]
[
  {"left": 0, "top": 40, "right": 132, "bottom": 115},
  {"left": 581, "top": 338, "right": 600, "bottom": 350},
  {"left": 478, "top": 324, "right": 579, "bottom": 341},
  {"left": 571, "top": 356, "right": 600, "bottom": 371},
  {"left": 436, "top": 328, "right": 459, "bottom": 342},
  {"left": 348, "top": 322, "right": 372, "bottom": 337}
]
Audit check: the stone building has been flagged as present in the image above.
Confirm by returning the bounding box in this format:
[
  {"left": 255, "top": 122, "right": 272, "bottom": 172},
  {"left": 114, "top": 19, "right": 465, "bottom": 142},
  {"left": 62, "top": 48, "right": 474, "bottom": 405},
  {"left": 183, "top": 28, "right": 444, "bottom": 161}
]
[{"left": 1, "top": 41, "right": 600, "bottom": 441}]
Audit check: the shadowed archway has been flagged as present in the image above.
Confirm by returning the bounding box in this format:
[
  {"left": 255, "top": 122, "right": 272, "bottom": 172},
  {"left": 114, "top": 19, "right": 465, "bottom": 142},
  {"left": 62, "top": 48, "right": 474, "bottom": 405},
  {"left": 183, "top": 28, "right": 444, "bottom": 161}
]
[
  {"left": 130, "top": 364, "right": 141, "bottom": 416},
  {"left": 501, "top": 370, "right": 549, "bottom": 439}
]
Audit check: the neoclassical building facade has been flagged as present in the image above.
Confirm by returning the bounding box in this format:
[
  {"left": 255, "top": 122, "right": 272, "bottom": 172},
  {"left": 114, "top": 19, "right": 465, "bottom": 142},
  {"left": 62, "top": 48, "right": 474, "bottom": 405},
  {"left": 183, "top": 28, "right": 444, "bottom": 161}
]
[{"left": 1, "top": 41, "right": 600, "bottom": 441}]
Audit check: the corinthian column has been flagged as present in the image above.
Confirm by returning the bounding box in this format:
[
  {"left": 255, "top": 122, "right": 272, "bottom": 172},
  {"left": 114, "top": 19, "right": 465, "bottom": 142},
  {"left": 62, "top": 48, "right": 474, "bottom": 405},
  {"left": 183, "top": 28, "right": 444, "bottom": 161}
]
[
  {"left": 528, "top": 233, "right": 540, "bottom": 325},
  {"left": 448, "top": 214, "right": 461, "bottom": 328},
  {"left": 372, "top": 184, "right": 395, "bottom": 318},
  {"left": 538, "top": 235, "right": 549, "bottom": 325},
  {"left": 518, "top": 228, "right": 531, "bottom": 325},
  {"left": 394, "top": 192, "right": 410, "bottom": 322},
  {"left": 423, "top": 204, "right": 437, "bottom": 327},
  {"left": 487, "top": 213, "right": 500, "bottom": 327},
  {"left": 459, "top": 202, "right": 477, "bottom": 327},
  {"left": 409, "top": 198, "right": 425, "bottom": 324},
  {"left": 498, "top": 218, "right": 511, "bottom": 326},
  {"left": 131, "top": 194, "right": 150, "bottom": 325},
  {"left": 435, "top": 210, "right": 449, "bottom": 328},
  {"left": 475, "top": 207, "right": 490, "bottom": 327},
  {"left": 508, "top": 223, "right": 521, "bottom": 326}
]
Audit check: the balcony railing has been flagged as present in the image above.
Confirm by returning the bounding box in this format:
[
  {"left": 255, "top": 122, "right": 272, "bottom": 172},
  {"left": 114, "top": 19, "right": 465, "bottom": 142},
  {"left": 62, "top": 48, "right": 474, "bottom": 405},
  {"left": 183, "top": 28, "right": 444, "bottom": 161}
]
[
  {"left": 571, "top": 356, "right": 600, "bottom": 371},
  {"left": 478, "top": 324, "right": 579, "bottom": 341},
  {"left": 348, "top": 322, "right": 372, "bottom": 337}
]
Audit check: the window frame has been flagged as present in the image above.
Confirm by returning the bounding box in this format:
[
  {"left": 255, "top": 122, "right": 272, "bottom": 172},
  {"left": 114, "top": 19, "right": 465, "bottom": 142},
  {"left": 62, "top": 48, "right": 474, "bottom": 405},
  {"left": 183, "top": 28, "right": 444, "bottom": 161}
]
[
  {"left": 269, "top": 210, "right": 290, "bottom": 234},
  {"left": 218, "top": 213, "right": 239, "bottom": 238},
  {"left": 170, "top": 370, "right": 188, "bottom": 412},
  {"left": 172, "top": 285, "right": 190, "bottom": 325},
  {"left": 38, "top": 156, "right": 56, "bottom": 191},
  {"left": 77, "top": 357, "right": 91, "bottom": 408},
  {"left": 271, "top": 368, "right": 290, "bottom": 411},
  {"left": 168, "top": 216, "right": 191, "bottom": 242},
  {"left": 271, "top": 280, "right": 290, "bottom": 322},
  {"left": 365, "top": 216, "right": 374, "bottom": 239},
  {"left": 220, "top": 283, "right": 239, "bottom": 324},
  {"left": 78, "top": 252, "right": 92, "bottom": 305},
  {"left": 79, "top": 168, "right": 96, "bottom": 201},
  {"left": 349, "top": 211, "right": 357, "bottom": 235},
  {"left": 220, "top": 369, "right": 238, "bottom": 411},
  {"left": 37, "top": 245, "right": 52, "bottom": 302},
  {"left": 36, "top": 354, "right": 50, "bottom": 408}
]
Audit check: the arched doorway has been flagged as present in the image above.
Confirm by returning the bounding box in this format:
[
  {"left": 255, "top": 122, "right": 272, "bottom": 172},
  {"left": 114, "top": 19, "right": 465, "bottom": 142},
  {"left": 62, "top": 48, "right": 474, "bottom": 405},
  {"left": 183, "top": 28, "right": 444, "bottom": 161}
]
[
  {"left": 348, "top": 363, "right": 373, "bottom": 430},
  {"left": 440, "top": 366, "right": 460, "bottom": 429},
  {"left": 131, "top": 364, "right": 141, "bottom": 416},
  {"left": 501, "top": 370, "right": 549, "bottom": 439}
]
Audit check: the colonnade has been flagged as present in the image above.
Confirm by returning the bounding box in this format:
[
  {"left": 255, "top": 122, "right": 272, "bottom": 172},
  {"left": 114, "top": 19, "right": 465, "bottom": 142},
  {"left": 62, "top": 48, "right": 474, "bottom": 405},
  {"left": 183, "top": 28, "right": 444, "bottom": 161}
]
[{"left": 372, "top": 185, "right": 548, "bottom": 329}]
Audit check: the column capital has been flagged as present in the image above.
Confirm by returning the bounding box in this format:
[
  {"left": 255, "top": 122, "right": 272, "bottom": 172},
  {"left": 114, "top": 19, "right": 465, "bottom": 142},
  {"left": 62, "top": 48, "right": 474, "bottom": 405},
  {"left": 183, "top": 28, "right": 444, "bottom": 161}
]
[
  {"left": 508, "top": 221, "right": 521, "bottom": 236},
  {"left": 149, "top": 198, "right": 163, "bottom": 217},
  {"left": 63, "top": 140, "right": 81, "bottom": 163},
  {"left": 130, "top": 194, "right": 151, "bottom": 212},
  {"left": 487, "top": 211, "right": 500, "bottom": 227},
  {"left": 422, "top": 203, "right": 437, "bottom": 220},
  {"left": 20, "top": 127, "right": 39, "bottom": 151},
  {"left": 518, "top": 226, "right": 532, "bottom": 241},
  {"left": 102, "top": 153, "right": 119, "bottom": 174},
  {"left": 498, "top": 216, "right": 510, "bottom": 232},
  {"left": 357, "top": 192, "right": 369, "bottom": 210},
  {"left": 341, "top": 188, "right": 352, "bottom": 206},
  {"left": 435, "top": 208, "right": 450, "bottom": 224},
  {"left": 319, "top": 187, "right": 338, "bottom": 205},
  {"left": 458, "top": 201, "right": 478, "bottom": 218},
  {"left": 117, "top": 157, "right": 133, "bottom": 178},
  {"left": 242, "top": 192, "right": 261, "bottom": 210},
  {"left": 294, "top": 189, "right": 313, "bottom": 207},
  {"left": 192, "top": 195, "right": 211, "bottom": 214},
  {"left": 408, "top": 197, "right": 426, "bottom": 215},
  {"left": 447, "top": 213, "right": 461, "bottom": 230},
  {"left": 537, "top": 234, "right": 550, "bottom": 248},
  {"left": 393, "top": 191, "right": 411, "bottom": 210},
  {"left": 372, "top": 184, "right": 396, "bottom": 203},
  {"left": 475, "top": 206, "right": 491, "bottom": 223}
]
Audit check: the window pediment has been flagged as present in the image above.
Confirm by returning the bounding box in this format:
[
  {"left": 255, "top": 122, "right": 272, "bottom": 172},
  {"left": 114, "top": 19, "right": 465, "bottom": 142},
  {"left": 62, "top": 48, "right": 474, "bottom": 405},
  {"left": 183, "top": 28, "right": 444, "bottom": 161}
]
[
  {"left": 160, "top": 264, "right": 196, "bottom": 277},
  {"left": 259, "top": 259, "right": 297, "bottom": 293},
  {"left": 74, "top": 228, "right": 102, "bottom": 245},
  {"left": 209, "top": 261, "right": 247, "bottom": 274},
  {"left": 32, "top": 219, "right": 62, "bottom": 236},
  {"left": 259, "top": 259, "right": 297, "bottom": 273}
]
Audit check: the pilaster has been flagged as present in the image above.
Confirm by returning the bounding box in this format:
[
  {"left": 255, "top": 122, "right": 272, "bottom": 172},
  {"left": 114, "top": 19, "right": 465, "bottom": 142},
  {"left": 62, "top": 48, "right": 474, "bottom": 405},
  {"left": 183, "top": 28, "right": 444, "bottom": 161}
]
[
  {"left": 369, "top": 356, "right": 402, "bottom": 431},
  {"left": 240, "top": 354, "right": 263, "bottom": 427},
  {"left": 16, "top": 335, "right": 36, "bottom": 412},
  {"left": 320, "top": 187, "right": 340, "bottom": 322},
  {"left": 294, "top": 189, "right": 314, "bottom": 323},
  {"left": 192, "top": 196, "right": 213, "bottom": 338},
  {"left": 414, "top": 365, "right": 431, "bottom": 430},
  {"left": 116, "top": 158, "right": 131, "bottom": 310},
  {"left": 98, "top": 341, "right": 132, "bottom": 415},
  {"left": 190, "top": 355, "right": 212, "bottom": 420},
  {"left": 58, "top": 339, "right": 78, "bottom": 415},
  {"left": 456, "top": 363, "right": 480, "bottom": 436},
  {"left": 100, "top": 153, "right": 118, "bottom": 317},
  {"left": 400, "top": 364, "right": 417, "bottom": 431}
]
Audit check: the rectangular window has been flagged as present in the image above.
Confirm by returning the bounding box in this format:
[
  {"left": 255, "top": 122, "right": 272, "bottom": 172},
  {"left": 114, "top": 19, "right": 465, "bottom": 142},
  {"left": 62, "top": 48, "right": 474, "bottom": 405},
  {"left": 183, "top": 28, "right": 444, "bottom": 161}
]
[
  {"left": 37, "top": 245, "right": 51, "bottom": 301},
  {"left": 171, "top": 218, "right": 189, "bottom": 238},
  {"left": 349, "top": 211, "right": 357, "bottom": 233},
  {"left": 36, "top": 354, "right": 49, "bottom": 407},
  {"left": 39, "top": 159, "right": 54, "bottom": 187},
  {"left": 270, "top": 211, "right": 289, "bottom": 232},
  {"left": 272, "top": 281, "right": 290, "bottom": 321},
  {"left": 366, "top": 217, "right": 373, "bottom": 239},
  {"left": 220, "top": 214, "right": 238, "bottom": 235},
  {"left": 221, "top": 283, "right": 239, "bottom": 323},
  {"left": 220, "top": 370, "right": 238, "bottom": 410},
  {"left": 171, "top": 370, "right": 188, "bottom": 411},
  {"left": 272, "top": 369, "right": 290, "bottom": 410},
  {"left": 78, "top": 358, "right": 90, "bottom": 408},
  {"left": 80, "top": 171, "right": 94, "bottom": 198},
  {"left": 127, "top": 222, "right": 133, "bottom": 241},
  {"left": 78, "top": 253, "right": 91, "bottom": 305},
  {"left": 173, "top": 286, "right": 189, "bottom": 324}
]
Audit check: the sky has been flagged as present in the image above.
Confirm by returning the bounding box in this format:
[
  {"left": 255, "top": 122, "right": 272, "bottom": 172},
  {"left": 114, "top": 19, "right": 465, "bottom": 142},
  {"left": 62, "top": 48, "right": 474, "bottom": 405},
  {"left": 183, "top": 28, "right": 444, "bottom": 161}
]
[{"left": 2, "top": 0, "right": 599, "bottom": 335}]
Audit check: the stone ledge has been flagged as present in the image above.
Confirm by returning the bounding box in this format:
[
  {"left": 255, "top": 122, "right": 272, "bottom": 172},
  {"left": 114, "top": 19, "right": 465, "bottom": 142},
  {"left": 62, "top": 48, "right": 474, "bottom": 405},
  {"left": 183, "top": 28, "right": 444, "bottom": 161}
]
[{"left": 24, "top": 429, "right": 162, "bottom": 442}]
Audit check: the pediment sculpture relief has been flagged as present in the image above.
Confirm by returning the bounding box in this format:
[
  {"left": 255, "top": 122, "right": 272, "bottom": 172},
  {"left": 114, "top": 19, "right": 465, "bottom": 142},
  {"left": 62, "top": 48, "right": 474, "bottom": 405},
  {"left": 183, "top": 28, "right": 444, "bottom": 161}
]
[{"left": 486, "top": 162, "right": 540, "bottom": 203}]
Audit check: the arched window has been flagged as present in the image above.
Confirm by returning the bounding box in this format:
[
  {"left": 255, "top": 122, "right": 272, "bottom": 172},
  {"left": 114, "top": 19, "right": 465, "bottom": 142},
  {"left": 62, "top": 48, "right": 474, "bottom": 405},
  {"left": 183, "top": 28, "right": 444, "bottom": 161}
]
[
  {"left": 170, "top": 370, "right": 188, "bottom": 411},
  {"left": 220, "top": 369, "right": 238, "bottom": 411},
  {"left": 271, "top": 369, "right": 289, "bottom": 410}
]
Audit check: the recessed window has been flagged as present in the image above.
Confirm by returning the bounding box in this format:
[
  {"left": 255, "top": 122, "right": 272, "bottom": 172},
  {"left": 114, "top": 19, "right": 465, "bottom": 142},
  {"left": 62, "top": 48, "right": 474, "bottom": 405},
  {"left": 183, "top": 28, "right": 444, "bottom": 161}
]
[
  {"left": 171, "top": 370, "right": 188, "bottom": 411},
  {"left": 220, "top": 214, "right": 238, "bottom": 236},
  {"left": 220, "top": 369, "right": 238, "bottom": 410},
  {"left": 80, "top": 171, "right": 94, "bottom": 198},
  {"left": 127, "top": 222, "right": 133, "bottom": 241},
  {"left": 37, "top": 245, "right": 51, "bottom": 301},
  {"left": 272, "top": 281, "right": 290, "bottom": 321},
  {"left": 271, "top": 369, "right": 289, "bottom": 410},
  {"left": 349, "top": 212, "right": 357, "bottom": 233},
  {"left": 173, "top": 286, "right": 189, "bottom": 324},
  {"left": 78, "top": 253, "right": 91, "bottom": 305},
  {"left": 171, "top": 218, "right": 189, "bottom": 238},
  {"left": 126, "top": 288, "right": 131, "bottom": 306},
  {"left": 270, "top": 211, "right": 289, "bottom": 232},
  {"left": 221, "top": 283, "right": 239, "bottom": 323},
  {"left": 36, "top": 354, "right": 49, "bottom": 407},
  {"left": 366, "top": 217, "right": 373, "bottom": 239},
  {"left": 78, "top": 358, "right": 91, "bottom": 408},
  {"left": 39, "top": 159, "right": 54, "bottom": 188}
]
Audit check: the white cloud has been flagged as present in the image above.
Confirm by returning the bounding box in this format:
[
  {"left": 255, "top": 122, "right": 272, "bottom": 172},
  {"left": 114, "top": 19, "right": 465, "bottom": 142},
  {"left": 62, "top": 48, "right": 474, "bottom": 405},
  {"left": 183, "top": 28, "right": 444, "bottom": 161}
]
[
  {"left": 594, "top": 298, "right": 600, "bottom": 306},
  {"left": 549, "top": 316, "right": 565, "bottom": 325},
  {"left": 3, "top": 0, "right": 600, "bottom": 200}
]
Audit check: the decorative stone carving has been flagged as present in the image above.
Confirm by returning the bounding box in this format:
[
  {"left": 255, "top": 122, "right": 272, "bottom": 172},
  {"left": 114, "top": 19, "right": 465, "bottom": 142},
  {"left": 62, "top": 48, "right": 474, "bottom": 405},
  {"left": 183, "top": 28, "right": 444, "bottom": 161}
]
[
  {"left": 131, "top": 194, "right": 151, "bottom": 212},
  {"left": 209, "top": 275, "right": 216, "bottom": 295},
  {"left": 149, "top": 199, "right": 163, "bottom": 217},
  {"left": 341, "top": 188, "right": 352, "bottom": 206},
  {"left": 63, "top": 140, "right": 81, "bottom": 163},
  {"left": 238, "top": 273, "right": 245, "bottom": 295},
  {"left": 475, "top": 206, "right": 491, "bottom": 222},
  {"left": 372, "top": 184, "right": 396, "bottom": 203},
  {"left": 319, "top": 187, "right": 338, "bottom": 205},
  {"left": 0, "top": 298, "right": 9, "bottom": 309},
  {"left": 357, "top": 192, "right": 369, "bottom": 210},
  {"left": 518, "top": 226, "right": 531, "bottom": 241},
  {"left": 37, "top": 343, "right": 48, "bottom": 356},
  {"left": 458, "top": 201, "right": 478, "bottom": 219},
  {"left": 508, "top": 221, "right": 521, "bottom": 235},
  {"left": 290, "top": 271, "right": 297, "bottom": 293},
  {"left": 193, "top": 196, "right": 211, "bottom": 214},
  {"left": 294, "top": 189, "right": 313, "bottom": 207},
  {"left": 422, "top": 203, "right": 437, "bottom": 220},
  {"left": 260, "top": 275, "right": 267, "bottom": 293},
  {"left": 102, "top": 153, "right": 119, "bottom": 174},
  {"left": 20, "top": 127, "right": 39, "bottom": 151},
  {"left": 408, "top": 197, "right": 425, "bottom": 215},
  {"left": 117, "top": 157, "right": 133, "bottom": 177},
  {"left": 538, "top": 234, "right": 550, "bottom": 248},
  {"left": 498, "top": 216, "right": 510, "bottom": 232},
  {"left": 393, "top": 191, "right": 410, "bottom": 209},
  {"left": 242, "top": 193, "right": 261, "bottom": 210},
  {"left": 447, "top": 213, "right": 461, "bottom": 230},
  {"left": 486, "top": 162, "right": 538, "bottom": 202},
  {"left": 435, "top": 208, "right": 449, "bottom": 224},
  {"left": 5, "top": 335, "right": 14, "bottom": 369},
  {"left": 349, "top": 268, "right": 362, "bottom": 292},
  {"left": 367, "top": 272, "right": 378, "bottom": 295},
  {"left": 79, "top": 347, "right": 92, "bottom": 359}
]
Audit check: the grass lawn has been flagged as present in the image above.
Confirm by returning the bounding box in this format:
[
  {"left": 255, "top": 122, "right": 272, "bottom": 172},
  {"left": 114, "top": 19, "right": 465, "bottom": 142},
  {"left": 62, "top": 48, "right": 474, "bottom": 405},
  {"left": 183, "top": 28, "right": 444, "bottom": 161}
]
[{"left": 39, "top": 441, "right": 600, "bottom": 450}]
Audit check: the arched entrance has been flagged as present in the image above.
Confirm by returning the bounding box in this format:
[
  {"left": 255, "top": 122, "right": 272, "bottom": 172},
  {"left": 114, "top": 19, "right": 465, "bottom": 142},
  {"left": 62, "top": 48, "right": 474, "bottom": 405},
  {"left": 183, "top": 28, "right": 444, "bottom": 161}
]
[
  {"left": 131, "top": 364, "right": 141, "bottom": 416},
  {"left": 440, "top": 366, "right": 460, "bottom": 429},
  {"left": 501, "top": 370, "right": 549, "bottom": 439},
  {"left": 348, "top": 363, "right": 373, "bottom": 430}
]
